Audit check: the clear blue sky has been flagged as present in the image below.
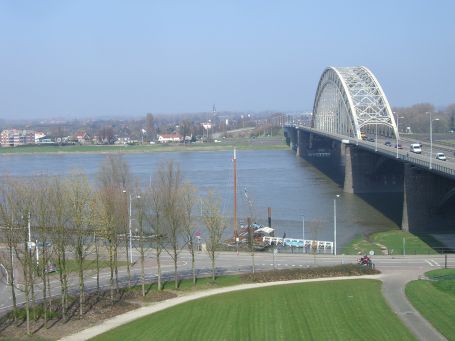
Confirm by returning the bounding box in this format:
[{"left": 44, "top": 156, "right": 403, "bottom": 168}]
[{"left": 1, "top": 0, "right": 454, "bottom": 119}]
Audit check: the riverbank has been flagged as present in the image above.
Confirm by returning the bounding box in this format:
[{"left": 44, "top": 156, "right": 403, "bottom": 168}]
[{"left": 0, "top": 137, "right": 287, "bottom": 155}]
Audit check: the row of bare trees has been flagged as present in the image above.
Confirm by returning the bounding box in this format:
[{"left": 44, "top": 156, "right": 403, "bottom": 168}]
[{"left": 0, "top": 156, "right": 227, "bottom": 335}]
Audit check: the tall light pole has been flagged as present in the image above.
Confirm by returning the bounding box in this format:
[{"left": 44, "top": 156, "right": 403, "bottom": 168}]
[
  {"left": 375, "top": 123, "right": 378, "bottom": 152},
  {"left": 393, "top": 112, "right": 404, "bottom": 158},
  {"left": 302, "top": 215, "right": 305, "bottom": 253},
  {"left": 428, "top": 112, "right": 440, "bottom": 169},
  {"left": 124, "top": 190, "right": 141, "bottom": 264},
  {"left": 333, "top": 194, "right": 340, "bottom": 255}
]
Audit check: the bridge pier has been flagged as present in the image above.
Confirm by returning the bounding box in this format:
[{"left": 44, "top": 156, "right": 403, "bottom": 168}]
[
  {"left": 402, "top": 164, "right": 455, "bottom": 232},
  {"left": 343, "top": 145, "right": 403, "bottom": 194},
  {"left": 285, "top": 125, "right": 455, "bottom": 234}
]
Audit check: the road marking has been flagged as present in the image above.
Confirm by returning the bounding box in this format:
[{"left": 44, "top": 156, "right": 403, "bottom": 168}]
[
  {"left": 425, "top": 259, "right": 434, "bottom": 266},
  {"left": 429, "top": 259, "right": 440, "bottom": 267}
]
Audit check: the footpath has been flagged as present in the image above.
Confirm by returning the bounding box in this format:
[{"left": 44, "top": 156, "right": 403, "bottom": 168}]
[{"left": 61, "top": 269, "right": 446, "bottom": 341}]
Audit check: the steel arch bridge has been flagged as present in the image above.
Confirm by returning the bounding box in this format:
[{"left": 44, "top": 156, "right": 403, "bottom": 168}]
[{"left": 312, "top": 66, "right": 398, "bottom": 140}]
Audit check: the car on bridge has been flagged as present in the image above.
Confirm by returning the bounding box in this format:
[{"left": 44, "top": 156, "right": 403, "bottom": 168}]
[
  {"left": 410, "top": 143, "right": 422, "bottom": 154},
  {"left": 394, "top": 143, "right": 403, "bottom": 149},
  {"left": 384, "top": 141, "right": 392, "bottom": 147},
  {"left": 436, "top": 152, "right": 447, "bottom": 161}
]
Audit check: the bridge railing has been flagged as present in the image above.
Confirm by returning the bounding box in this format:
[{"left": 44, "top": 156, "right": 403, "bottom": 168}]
[{"left": 293, "top": 126, "right": 455, "bottom": 179}]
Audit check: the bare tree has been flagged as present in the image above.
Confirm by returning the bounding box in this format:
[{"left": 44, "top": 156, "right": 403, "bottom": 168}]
[
  {"left": 158, "top": 161, "right": 183, "bottom": 289},
  {"left": 32, "top": 177, "right": 54, "bottom": 327},
  {"left": 146, "top": 113, "right": 155, "bottom": 142},
  {"left": 94, "top": 185, "right": 119, "bottom": 303},
  {"left": 66, "top": 173, "right": 93, "bottom": 318},
  {"left": 0, "top": 178, "right": 22, "bottom": 321},
  {"left": 97, "top": 155, "right": 131, "bottom": 298},
  {"left": 48, "top": 177, "right": 70, "bottom": 320},
  {"left": 202, "top": 191, "right": 226, "bottom": 281},
  {"left": 134, "top": 189, "right": 148, "bottom": 296},
  {"left": 147, "top": 180, "right": 165, "bottom": 291},
  {"left": 181, "top": 183, "right": 197, "bottom": 285}
]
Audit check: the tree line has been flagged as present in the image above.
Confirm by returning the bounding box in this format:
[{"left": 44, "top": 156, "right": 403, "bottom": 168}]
[{"left": 0, "top": 156, "right": 226, "bottom": 335}]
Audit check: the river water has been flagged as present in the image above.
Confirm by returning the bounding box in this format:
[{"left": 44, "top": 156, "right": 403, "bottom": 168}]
[{"left": 0, "top": 150, "right": 399, "bottom": 250}]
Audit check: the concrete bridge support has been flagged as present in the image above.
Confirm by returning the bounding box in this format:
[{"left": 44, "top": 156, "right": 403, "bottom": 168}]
[
  {"left": 401, "top": 164, "right": 455, "bottom": 232},
  {"left": 343, "top": 145, "right": 403, "bottom": 194}
]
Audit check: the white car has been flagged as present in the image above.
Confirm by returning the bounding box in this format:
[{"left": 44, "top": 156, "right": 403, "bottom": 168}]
[{"left": 435, "top": 152, "right": 447, "bottom": 161}]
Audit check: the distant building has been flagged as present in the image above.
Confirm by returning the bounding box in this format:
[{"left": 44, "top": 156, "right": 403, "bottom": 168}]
[
  {"left": 74, "top": 131, "right": 91, "bottom": 144},
  {"left": 34, "top": 131, "right": 46, "bottom": 143},
  {"left": 0, "top": 129, "right": 36, "bottom": 147},
  {"left": 157, "top": 133, "right": 182, "bottom": 143}
]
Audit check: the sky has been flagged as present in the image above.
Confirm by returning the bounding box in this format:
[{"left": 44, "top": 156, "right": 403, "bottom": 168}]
[{"left": 0, "top": 0, "right": 454, "bottom": 119}]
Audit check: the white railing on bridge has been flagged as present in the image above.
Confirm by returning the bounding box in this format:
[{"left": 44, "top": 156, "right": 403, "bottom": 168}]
[
  {"left": 290, "top": 126, "right": 455, "bottom": 179},
  {"left": 263, "top": 236, "right": 333, "bottom": 251}
]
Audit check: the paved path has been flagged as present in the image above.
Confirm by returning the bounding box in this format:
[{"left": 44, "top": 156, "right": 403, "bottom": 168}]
[
  {"left": 60, "top": 269, "right": 447, "bottom": 341},
  {"left": 380, "top": 268, "right": 446, "bottom": 341}
]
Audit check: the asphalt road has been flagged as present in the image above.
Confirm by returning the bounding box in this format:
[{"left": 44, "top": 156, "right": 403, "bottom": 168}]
[
  {"left": 0, "top": 251, "right": 452, "bottom": 312},
  {"left": 1, "top": 251, "right": 452, "bottom": 340}
]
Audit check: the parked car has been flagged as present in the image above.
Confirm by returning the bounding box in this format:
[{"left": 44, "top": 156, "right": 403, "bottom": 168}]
[
  {"left": 384, "top": 141, "right": 392, "bottom": 147},
  {"left": 435, "top": 152, "right": 447, "bottom": 161}
]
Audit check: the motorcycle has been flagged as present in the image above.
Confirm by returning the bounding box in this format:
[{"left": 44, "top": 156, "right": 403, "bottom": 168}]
[{"left": 358, "top": 255, "right": 372, "bottom": 266}]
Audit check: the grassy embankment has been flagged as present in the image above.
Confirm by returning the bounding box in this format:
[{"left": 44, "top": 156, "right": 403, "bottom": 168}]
[
  {"left": 0, "top": 137, "right": 287, "bottom": 155},
  {"left": 406, "top": 268, "right": 455, "bottom": 340},
  {"left": 94, "top": 279, "right": 414, "bottom": 341},
  {"left": 342, "top": 230, "right": 437, "bottom": 255}
]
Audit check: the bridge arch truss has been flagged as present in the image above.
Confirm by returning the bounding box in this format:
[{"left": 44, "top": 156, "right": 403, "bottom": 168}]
[{"left": 312, "top": 66, "right": 398, "bottom": 140}]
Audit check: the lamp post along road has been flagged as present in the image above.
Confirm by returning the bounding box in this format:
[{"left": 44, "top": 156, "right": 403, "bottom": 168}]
[
  {"left": 429, "top": 112, "right": 440, "bottom": 170},
  {"left": 333, "top": 195, "right": 340, "bottom": 255},
  {"left": 124, "top": 191, "right": 141, "bottom": 265},
  {"left": 128, "top": 194, "right": 133, "bottom": 264},
  {"left": 302, "top": 215, "right": 305, "bottom": 254},
  {"left": 394, "top": 112, "right": 404, "bottom": 159},
  {"left": 375, "top": 123, "right": 378, "bottom": 152}
]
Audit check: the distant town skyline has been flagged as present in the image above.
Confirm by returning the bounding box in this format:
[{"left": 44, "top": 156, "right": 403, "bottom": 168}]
[{"left": 1, "top": 1, "right": 454, "bottom": 119}]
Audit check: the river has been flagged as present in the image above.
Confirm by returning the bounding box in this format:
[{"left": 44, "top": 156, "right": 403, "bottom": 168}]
[{"left": 0, "top": 149, "right": 399, "bottom": 250}]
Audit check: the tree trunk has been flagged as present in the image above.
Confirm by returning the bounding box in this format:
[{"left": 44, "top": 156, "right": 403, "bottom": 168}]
[
  {"left": 173, "top": 247, "right": 178, "bottom": 289},
  {"left": 9, "top": 246, "right": 17, "bottom": 321},
  {"left": 95, "top": 235, "right": 100, "bottom": 293},
  {"left": 191, "top": 246, "right": 196, "bottom": 286},
  {"left": 114, "top": 243, "right": 119, "bottom": 292},
  {"left": 109, "top": 243, "right": 114, "bottom": 304},
  {"left": 78, "top": 246, "right": 84, "bottom": 318},
  {"left": 126, "top": 235, "right": 131, "bottom": 288},
  {"left": 42, "top": 249, "right": 48, "bottom": 328},
  {"left": 156, "top": 247, "right": 162, "bottom": 291},
  {"left": 211, "top": 252, "right": 216, "bottom": 281},
  {"left": 140, "top": 236, "right": 145, "bottom": 297}
]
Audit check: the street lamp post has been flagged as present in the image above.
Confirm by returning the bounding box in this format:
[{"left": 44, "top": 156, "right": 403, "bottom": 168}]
[
  {"left": 333, "top": 195, "right": 340, "bottom": 255},
  {"left": 124, "top": 191, "right": 141, "bottom": 264},
  {"left": 394, "top": 112, "right": 404, "bottom": 159},
  {"left": 375, "top": 123, "right": 378, "bottom": 152},
  {"left": 302, "top": 215, "right": 305, "bottom": 254},
  {"left": 128, "top": 194, "right": 133, "bottom": 264},
  {"left": 428, "top": 112, "right": 440, "bottom": 169}
]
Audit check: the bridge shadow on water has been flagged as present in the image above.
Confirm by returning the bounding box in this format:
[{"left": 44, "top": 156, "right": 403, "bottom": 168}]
[
  {"left": 356, "top": 192, "right": 403, "bottom": 227},
  {"left": 306, "top": 157, "right": 404, "bottom": 227}
]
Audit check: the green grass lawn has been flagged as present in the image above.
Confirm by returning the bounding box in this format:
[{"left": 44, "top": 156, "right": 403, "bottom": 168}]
[
  {"left": 49, "top": 259, "right": 127, "bottom": 274},
  {"left": 93, "top": 279, "right": 415, "bottom": 341},
  {"left": 406, "top": 269, "right": 455, "bottom": 340},
  {"left": 342, "top": 230, "right": 436, "bottom": 255}
]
